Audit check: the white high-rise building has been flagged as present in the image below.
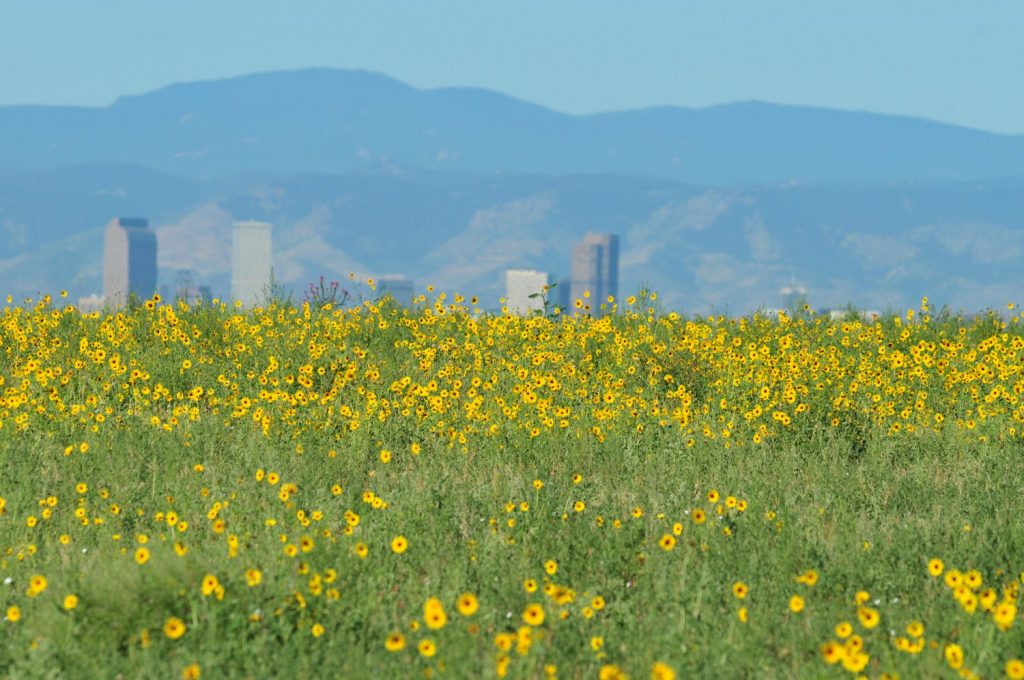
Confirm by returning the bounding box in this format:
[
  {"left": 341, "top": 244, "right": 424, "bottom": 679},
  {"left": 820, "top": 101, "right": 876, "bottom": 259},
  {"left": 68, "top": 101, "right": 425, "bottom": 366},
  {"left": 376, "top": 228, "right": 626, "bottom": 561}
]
[
  {"left": 505, "top": 269, "right": 550, "bottom": 316},
  {"left": 231, "top": 221, "right": 273, "bottom": 306},
  {"left": 377, "top": 275, "right": 415, "bottom": 305},
  {"left": 103, "top": 217, "right": 157, "bottom": 307}
]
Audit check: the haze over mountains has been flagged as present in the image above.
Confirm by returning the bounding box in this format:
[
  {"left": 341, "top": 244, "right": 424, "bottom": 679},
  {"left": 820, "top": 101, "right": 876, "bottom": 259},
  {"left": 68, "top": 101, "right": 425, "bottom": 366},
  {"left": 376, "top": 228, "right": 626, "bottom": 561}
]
[{"left": 1, "top": 68, "right": 1023, "bottom": 313}]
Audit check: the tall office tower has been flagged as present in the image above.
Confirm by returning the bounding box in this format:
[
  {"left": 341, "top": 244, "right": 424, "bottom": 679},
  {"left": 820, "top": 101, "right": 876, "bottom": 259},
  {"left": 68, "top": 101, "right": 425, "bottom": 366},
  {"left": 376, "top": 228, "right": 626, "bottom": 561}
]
[
  {"left": 570, "top": 232, "right": 619, "bottom": 314},
  {"left": 585, "top": 232, "right": 619, "bottom": 306},
  {"left": 570, "top": 240, "right": 602, "bottom": 313},
  {"left": 505, "top": 269, "right": 550, "bottom": 316},
  {"left": 231, "top": 221, "right": 273, "bottom": 306},
  {"left": 554, "top": 277, "right": 571, "bottom": 313},
  {"left": 377, "top": 275, "right": 415, "bottom": 305},
  {"left": 103, "top": 217, "right": 157, "bottom": 307}
]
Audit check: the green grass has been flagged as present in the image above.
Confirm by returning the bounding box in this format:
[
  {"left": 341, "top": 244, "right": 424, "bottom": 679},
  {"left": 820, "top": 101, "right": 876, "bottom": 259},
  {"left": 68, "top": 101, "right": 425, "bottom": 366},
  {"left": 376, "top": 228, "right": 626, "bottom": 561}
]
[
  {"left": 2, "top": 422, "right": 1022, "bottom": 679},
  {"left": 2, "top": 296, "right": 1023, "bottom": 678}
]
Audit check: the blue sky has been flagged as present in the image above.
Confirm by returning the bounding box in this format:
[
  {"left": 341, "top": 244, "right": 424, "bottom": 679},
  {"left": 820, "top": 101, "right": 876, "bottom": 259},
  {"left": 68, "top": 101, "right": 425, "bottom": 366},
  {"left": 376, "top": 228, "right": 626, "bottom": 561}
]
[{"left": 2, "top": 0, "right": 1021, "bottom": 133}]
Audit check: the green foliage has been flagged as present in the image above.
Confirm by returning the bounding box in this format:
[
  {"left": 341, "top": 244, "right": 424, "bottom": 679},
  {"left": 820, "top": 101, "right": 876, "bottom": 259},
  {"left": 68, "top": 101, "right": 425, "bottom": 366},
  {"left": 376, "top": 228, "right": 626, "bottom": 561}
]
[
  {"left": 1, "top": 295, "right": 1023, "bottom": 678},
  {"left": 1, "top": 420, "right": 1022, "bottom": 677},
  {"left": 259, "top": 269, "right": 293, "bottom": 307}
]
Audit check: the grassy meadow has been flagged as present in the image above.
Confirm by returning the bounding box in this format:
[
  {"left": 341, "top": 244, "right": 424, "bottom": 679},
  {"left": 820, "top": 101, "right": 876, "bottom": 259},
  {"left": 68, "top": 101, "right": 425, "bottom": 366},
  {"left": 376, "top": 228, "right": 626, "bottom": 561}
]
[{"left": 1, "top": 290, "right": 1023, "bottom": 679}]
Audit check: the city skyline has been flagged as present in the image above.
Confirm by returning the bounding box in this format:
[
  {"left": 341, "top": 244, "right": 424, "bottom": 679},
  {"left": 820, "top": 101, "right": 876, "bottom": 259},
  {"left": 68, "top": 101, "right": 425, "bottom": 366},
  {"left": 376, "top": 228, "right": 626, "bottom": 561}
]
[
  {"left": 3, "top": 64, "right": 1020, "bottom": 316},
  {"left": 93, "top": 215, "right": 625, "bottom": 316},
  {"left": 65, "top": 210, "right": 1000, "bottom": 320},
  {"left": 89, "top": 216, "right": 426, "bottom": 310},
  {"left": 85, "top": 216, "right": 879, "bottom": 321}
]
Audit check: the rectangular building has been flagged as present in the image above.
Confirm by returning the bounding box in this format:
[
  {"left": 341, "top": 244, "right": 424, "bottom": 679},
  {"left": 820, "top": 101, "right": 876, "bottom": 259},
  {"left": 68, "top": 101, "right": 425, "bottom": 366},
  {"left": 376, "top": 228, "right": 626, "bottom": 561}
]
[
  {"left": 585, "top": 232, "right": 620, "bottom": 308},
  {"left": 570, "top": 241, "right": 602, "bottom": 312},
  {"left": 505, "top": 269, "right": 550, "bottom": 316},
  {"left": 231, "top": 221, "right": 273, "bottom": 307},
  {"left": 553, "top": 277, "right": 571, "bottom": 313},
  {"left": 569, "top": 232, "right": 619, "bottom": 315},
  {"left": 103, "top": 217, "right": 157, "bottom": 307}
]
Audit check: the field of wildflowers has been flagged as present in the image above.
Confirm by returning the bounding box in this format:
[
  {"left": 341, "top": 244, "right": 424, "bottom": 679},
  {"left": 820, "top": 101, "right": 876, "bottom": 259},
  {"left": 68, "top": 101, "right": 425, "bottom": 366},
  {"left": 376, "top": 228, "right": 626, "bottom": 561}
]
[{"left": 1, "top": 289, "right": 1023, "bottom": 678}]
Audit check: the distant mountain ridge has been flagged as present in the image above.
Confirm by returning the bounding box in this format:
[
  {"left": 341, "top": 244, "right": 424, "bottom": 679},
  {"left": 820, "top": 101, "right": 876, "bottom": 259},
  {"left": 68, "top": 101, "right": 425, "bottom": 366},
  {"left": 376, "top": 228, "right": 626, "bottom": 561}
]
[
  {"left": 2, "top": 68, "right": 1023, "bottom": 184},
  {"left": 2, "top": 69, "right": 1023, "bottom": 313}
]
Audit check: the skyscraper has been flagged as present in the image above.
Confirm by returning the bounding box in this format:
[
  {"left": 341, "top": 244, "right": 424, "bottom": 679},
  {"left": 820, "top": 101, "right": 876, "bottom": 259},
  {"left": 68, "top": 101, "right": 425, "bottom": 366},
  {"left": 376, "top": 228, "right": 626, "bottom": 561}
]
[
  {"left": 103, "top": 217, "right": 157, "bottom": 307},
  {"left": 505, "top": 269, "right": 550, "bottom": 316},
  {"left": 570, "top": 233, "right": 619, "bottom": 315},
  {"left": 231, "top": 221, "right": 273, "bottom": 306},
  {"left": 553, "top": 277, "right": 571, "bottom": 313},
  {"left": 570, "top": 241, "right": 601, "bottom": 313},
  {"left": 586, "top": 232, "right": 619, "bottom": 306}
]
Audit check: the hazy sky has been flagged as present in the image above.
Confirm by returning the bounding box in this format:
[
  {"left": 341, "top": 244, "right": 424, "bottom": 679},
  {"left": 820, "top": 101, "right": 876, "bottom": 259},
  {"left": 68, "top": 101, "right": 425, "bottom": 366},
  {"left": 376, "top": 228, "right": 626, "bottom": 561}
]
[{"left": 2, "top": 0, "right": 1022, "bottom": 133}]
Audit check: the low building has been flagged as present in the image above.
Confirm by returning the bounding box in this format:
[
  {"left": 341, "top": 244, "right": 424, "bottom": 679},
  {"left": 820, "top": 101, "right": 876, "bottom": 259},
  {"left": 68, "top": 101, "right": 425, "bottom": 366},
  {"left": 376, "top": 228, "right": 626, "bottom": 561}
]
[{"left": 505, "top": 269, "right": 550, "bottom": 316}]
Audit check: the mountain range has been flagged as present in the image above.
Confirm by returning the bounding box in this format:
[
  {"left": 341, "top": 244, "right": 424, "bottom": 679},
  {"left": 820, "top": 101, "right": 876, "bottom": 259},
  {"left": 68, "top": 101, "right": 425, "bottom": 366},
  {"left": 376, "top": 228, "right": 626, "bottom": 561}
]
[{"left": 1, "top": 68, "right": 1023, "bottom": 313}]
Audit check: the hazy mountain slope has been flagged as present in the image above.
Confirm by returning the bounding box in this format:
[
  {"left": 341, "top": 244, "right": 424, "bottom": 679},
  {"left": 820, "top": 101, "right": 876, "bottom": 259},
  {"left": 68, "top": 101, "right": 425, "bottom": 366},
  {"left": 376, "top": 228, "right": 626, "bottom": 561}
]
[
  {"left": 2, "top": 69, "right": 1022, "bottom": 312},
  {"left": 0, "top": 164, "right": 209, "bottom": 249},
  {"left": 2, "top": 164, "right": 1022, "bottom": 314},
  {"left": 1, "top": 69, "right": 1023, "bottom": 183}
]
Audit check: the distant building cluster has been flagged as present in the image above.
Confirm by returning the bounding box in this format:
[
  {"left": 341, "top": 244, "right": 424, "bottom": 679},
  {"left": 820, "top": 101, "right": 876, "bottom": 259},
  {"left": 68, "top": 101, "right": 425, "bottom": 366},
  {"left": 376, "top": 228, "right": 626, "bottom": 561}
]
[
  {"left": 87, "top": 219, "right": 880, "bottom": 319},
  {"left": 84, "top": 215, "right": 891, "bottom": 320},
  {"left": 86, "top": 215, "right": 415, "bottom": 310},
  {"left": 761, "top": 282, "right": 879, "bottom": 322},
  {"left": 503, "top": 232, "right": 620, "bottom": 317},
  {"left": 170, "top": 269, "right": 212, "bottom": 306}
]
